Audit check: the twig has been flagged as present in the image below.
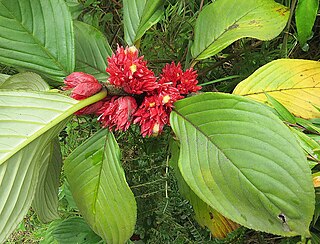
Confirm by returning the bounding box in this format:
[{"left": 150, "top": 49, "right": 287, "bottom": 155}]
[
  {"left": 282, "top": 0, "right": 298, "bottom": 57},
  {"left": 199, "top": 0, "right": 205, "bottom": 11}
]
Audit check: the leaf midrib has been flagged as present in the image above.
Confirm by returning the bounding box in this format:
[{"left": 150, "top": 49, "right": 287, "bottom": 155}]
[{"left": 242, "top": 86, "right": 320, "bottom": 96}]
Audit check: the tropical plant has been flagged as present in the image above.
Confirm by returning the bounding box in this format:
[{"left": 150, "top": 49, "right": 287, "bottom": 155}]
[{"left": 0, "top": 0, "right": 319, "bottom": 243}]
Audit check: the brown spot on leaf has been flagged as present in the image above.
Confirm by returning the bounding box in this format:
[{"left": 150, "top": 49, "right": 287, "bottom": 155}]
[
  {"left": 313, "top": 176, "right": 320, "bottom": 187},
  {"left": 249, "top": 20, "right": 259, "bottom": 25},
  {"left": 275, "top": 7, "right": 289, "bottom": 16},
  {"left": 209, "top": 212, "right": 214, "bottom": 219}
]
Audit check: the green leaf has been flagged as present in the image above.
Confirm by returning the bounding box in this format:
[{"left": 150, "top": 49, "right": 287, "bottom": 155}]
[
  {"left": 170, "top": 92, "right": 314, "bottom": 237},
  {"left": 74, "top": 21, "right": 112, "bottom": 82},
  {"left": 0, "top": 73, "right": 10, "bottom": 86},
  {"left": 191, "top": 0, "right": 289, "bottom": 60},
  {"left": 170, "top": 139, "right": 239, "bottom": 238},
  {"left": 60, "top": 179, "right": 78, "bottom": 210},
  {"left": 32, "top": 138, "right": 62, "bottom": 223},
  {"left": 0, "top": 0, "right": 75, "bottom": 81},
  {"left": 65, "top": 0, "right": 84, "bottom": 19},
  {"left": 0, "top": 90, "right": 106, "bottom": 166},
  {"left": 295, "top": 0, "right": 318, "bottom": 48},
  {"left": 0, "top": 90, "right": 107, "bottom": 242},
  {"left": 40, "top": 219, "right": 62, "bottom": 244},
  {"left": 264, "top": 92, "right": 296, "bottom": 124},
  {"left": 0, "top": 91, "right": 81, "bottom": 242},
  {"left": 296, "top": 117, "right": 320, "bottom": 134},
  {"left": 64, "top": 129, "right": 137, "bottom": 243},
  {"left": 0, "top": 72, "right": 50, "bottom": 91},
  {"left": 123, "top": 0, "right": 164, "bottom": 45},
  {"left": 52, "top": 217, "right": 102, "bottom": 244}
]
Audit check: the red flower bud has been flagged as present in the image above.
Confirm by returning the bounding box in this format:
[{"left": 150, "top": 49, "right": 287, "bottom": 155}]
[{"left": 63, "top": 72, "right": 102, "bottom": 100}]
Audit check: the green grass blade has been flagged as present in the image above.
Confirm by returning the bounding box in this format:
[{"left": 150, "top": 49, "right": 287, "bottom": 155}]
[{"left": 264, "top": 92, "right": 296, "bottom": 124}]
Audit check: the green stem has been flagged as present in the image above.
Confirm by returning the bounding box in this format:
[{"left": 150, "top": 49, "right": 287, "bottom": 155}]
[
  {"left": 70, "top": 89, "right": 108, "bottom": 114},
  {"left": 282, "top": 0, "right": 298, "bottom": 57},
  {"left": 190, "top": 60, "right": 198, "bottom": 68}
]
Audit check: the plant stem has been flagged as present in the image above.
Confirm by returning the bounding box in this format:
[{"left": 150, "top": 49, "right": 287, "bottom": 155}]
[
  {"left": 103, "top": 83, "right": 128, "bottom": 96},
  {"left": 282, "top": 0, "right": 298, "bottom": 57},
  {"left": 199, "top": 0, "right": 204, "bottom": 11}
]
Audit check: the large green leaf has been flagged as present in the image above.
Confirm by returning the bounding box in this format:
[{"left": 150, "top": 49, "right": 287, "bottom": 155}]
[
  {"left": 0, "top": 72, "right": 50, "bottom": 90},
  {"left": 74, "top": 21, "right": 112, "bottom": 82},
  {"left": 64, "top": 129, "right": 137, "bottom": 243},
  {"left": 123, "top": 0, "right": 164, "bottom": 45},
  {"left": 191, "top": 0, "right": 289, "bottom": 60},
  {"left": 170, "top": 140, "right": 239, "bottom": 238},
  {"left": 0, "top": 74, "right": 10, "bottom": 86},
  {"left": 295, "top": 0, "right": 318, "bottom": 49},
  {"left": 0, "top": 90, "right": 105, "bottom": 242},
  {"left": 32, "top": 138, "right": 62, "bottom": 223},
  {"left": 170, "top": 92, "right": 314, "bottom": 237},
  {"left": 0, "top": 0, "right": 74, "bottom": 81},
  {"left": 52, "top": 217, "right": 102, "bottom": 244}
]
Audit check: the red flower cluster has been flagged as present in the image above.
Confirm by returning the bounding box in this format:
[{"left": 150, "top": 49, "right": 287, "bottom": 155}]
[
  {"left": 103, "top": 46, "right": 201, "bottom": 137},
  {"left": 64, "top": 46, "right": 201, "bottom": 137}
]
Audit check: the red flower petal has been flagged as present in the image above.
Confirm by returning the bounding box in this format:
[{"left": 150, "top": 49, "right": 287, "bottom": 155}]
[
  {"left": 133, "top": 95, "right": 169, "bottom": 137},
  {"left": 159, "top": 62, "right": 201, "bottom": 95},
  {"left": 75, "top": 101, "right": 104, "bottom": 116},
  {"left": 106, "top": 45, "right": 158, "bottom": 95},
  {"left": 98, "top": 96, "right": 138, "bottom": 131}
]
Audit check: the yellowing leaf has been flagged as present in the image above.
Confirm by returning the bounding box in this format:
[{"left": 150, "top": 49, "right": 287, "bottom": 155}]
[
  {"left": 313, "top": 176, "right": 320, "bottom": 188},
  {"left": 233, "top": 59, "right": 320, "bottom": 119}
]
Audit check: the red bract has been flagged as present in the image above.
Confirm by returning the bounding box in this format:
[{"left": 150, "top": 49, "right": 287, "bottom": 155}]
[
  {"left": 178, "top": 68, "right": 201, "bottom": 94},
  {"left": 63, "top": 72, "right": 102, "bottom": 100},
  {"left": 106, "top": 46, "right": 158, "bottom": 94},
  {"left": 159, "top": 62, "right": 183, "bottom": 87},
  {"left": 154, "top": 84, "right": 183, "bottom": 109},
  {"left": 98, "top": 96, "right": 138, "bottom": 131},
  {"left": 133, "top": 96, "right": 169, "bottom": 137},
  {"left": 159, "top": 62, "right": 201, "bottom": 95},
  {"left": 74, "top": 101, "right": 104, "bottom": 116}
]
